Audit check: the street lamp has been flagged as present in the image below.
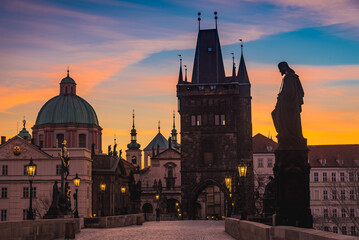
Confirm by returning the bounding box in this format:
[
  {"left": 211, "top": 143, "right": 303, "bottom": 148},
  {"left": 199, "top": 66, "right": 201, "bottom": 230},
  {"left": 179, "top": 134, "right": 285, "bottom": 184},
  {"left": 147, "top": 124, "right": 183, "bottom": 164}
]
[
  {"left": 225, "top": 176, "right": 232, "bottom": 217},
  {"left": 237, "top": 160, "right": 248, "bottom": 220},
  {"left": 73, "top": 173, "right": 80, "bottom": 218},
  {"left": 100, "top": 183, "right": 106, "bottom": 216},
  {"left": 121, "top": 186, "right": 126, "bottom": 194},
  {"left": 26, "top": 158, "right": 36, "bottom": 220},
  {"left": 237, "top": 160, "right": 248, "bottom": 177}
]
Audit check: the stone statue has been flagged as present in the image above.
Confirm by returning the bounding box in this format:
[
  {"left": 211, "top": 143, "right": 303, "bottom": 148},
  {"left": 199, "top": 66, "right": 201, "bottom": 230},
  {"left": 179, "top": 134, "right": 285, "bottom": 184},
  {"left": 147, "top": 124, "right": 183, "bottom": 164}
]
[
  {"left": 272, "top": 62, "right": 305, "bottom": 146},
  {"left": 108, "top": 145, "right": 112, "bottom": 156},
  {"left": 60, "top": 141, "right": 70, "bottom": 179},
  {"left": 51, "top": 180, "right": 60, "bottom": 208},
  {"left": 113, "top": 143, "right": 118, "bottom": 157},
  {"left": 263, "top": 176, "right": 275, "bottom": 217}
]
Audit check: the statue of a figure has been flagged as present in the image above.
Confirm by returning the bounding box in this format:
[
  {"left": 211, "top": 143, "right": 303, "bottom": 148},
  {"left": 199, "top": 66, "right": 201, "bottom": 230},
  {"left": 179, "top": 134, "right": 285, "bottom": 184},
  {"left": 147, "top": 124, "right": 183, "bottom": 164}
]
[
  {"left": 108, "top": 145, "right": 112, "bottom": 156},
  {"left": 263, "top": 176, "right": 275, "bottom": 217},
  {"left": 272, "top": 62, "right": 305, "bottom": 146},
  {"left": 113, "top": 143, "right": 118, "bottom": 157},
  {"left": 60, "top": 141, "right": 70, "bottom": 179},
  {"left": 49, "top": 180, "right": 60, "bottom": 210}
]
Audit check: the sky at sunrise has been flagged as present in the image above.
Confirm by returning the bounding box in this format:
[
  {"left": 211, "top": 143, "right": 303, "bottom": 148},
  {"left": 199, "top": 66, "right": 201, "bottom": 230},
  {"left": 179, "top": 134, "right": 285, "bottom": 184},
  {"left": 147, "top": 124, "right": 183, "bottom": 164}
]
[{"left": 1, "top": 0, "right": 359, "bottom": 153}]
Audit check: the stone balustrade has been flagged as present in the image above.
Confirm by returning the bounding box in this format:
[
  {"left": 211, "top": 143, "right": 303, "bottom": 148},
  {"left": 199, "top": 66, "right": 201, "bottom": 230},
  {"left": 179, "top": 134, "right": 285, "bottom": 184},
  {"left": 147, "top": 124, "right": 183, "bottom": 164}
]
[
  {"left": 225, "top": 218, "right": 358, "bottom": 240},
  {"left": 0, "top": 218, "right": 80, "bottom": 240},
  {"left": 84, "top": 213, "right": 144, "bottom": 228}
]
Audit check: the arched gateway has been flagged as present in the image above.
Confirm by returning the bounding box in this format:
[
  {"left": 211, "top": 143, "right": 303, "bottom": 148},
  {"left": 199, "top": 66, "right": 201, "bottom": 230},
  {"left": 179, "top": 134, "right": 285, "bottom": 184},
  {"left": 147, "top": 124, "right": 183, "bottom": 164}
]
[{"left": 176, "top": 20, "right": 254, "bottom": 219}]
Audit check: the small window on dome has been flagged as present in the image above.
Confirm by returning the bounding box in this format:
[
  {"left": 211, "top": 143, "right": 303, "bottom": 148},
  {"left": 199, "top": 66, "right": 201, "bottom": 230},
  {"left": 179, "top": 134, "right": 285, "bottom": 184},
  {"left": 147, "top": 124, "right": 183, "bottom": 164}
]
[
  {"left": 71, "top": 86, "right": 73, "bottom": 94},
  {"left": 65, "top": 86, "right": 68, "bottom": 94}
]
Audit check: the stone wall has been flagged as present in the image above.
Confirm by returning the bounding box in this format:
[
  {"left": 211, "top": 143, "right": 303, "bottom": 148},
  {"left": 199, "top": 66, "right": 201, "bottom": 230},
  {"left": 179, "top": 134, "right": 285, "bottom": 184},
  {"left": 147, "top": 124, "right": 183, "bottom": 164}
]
[
  {"left": 84, "top": 213, "right": 144, "bottom": 228},
  {"left": 225, "top": 218, "right": 358, "bottom": 240},
  {"left": 0, "top": 218, "right": 80, "bottom": 240}
]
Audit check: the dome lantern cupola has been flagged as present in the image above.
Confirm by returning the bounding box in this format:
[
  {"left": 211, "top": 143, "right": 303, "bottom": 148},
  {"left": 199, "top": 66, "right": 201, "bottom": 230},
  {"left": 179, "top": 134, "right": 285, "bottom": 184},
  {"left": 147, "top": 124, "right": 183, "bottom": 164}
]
[{"left": 60, "top": 68, "right": 76, "bottom": 95}]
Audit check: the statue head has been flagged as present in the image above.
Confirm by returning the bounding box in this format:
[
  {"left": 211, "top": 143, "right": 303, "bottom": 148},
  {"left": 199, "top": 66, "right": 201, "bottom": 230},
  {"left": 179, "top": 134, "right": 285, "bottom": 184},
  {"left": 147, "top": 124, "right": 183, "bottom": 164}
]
[{"left": 278, "top": 61, "right": 294, "bottom": 76}]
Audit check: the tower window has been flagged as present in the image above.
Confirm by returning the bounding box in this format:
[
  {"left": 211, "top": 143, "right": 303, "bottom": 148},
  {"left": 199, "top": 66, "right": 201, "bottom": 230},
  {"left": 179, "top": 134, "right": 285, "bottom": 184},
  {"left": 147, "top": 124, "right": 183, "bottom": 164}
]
[
  {"left": 71, "top": 86, "right": 73, "bottom": 94},
  {"left": 220, "top": 114, "right": 226, "bottom": 125},
  {"left": 79, "top": 134, "right": 86, "bottom": 148},
  {"left": 196, "top": 115, "right": 202, "bottom": 126},
  {"left": 191, "top": 115, "right": 196, "bottom": 126},
  {"left": 65, "top": 86, "right": 68, "bottom": 94},
  {"left": 132, "top": 156, "right": 137, "bottom": 164},
  {"left": 214, "top": 115, "right": 220, "bottom": 125}
]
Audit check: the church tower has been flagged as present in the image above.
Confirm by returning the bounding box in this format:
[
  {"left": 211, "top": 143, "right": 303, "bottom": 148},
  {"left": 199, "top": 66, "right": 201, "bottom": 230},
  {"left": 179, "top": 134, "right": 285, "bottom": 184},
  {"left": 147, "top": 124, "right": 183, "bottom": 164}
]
[
  {"left": 171, "top": 111, "right": 180, "bottom": 150},
  {"left": 126, "top": 110, "right": 142, "bottom": 167},
  {"left": 177, "top": 14, "right": 253, "bottom": 219}
]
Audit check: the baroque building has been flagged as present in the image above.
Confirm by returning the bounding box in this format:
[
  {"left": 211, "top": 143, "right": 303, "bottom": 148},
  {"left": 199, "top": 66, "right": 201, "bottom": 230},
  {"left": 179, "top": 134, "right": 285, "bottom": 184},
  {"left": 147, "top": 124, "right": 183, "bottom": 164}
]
[{"left": 177, "top": 21, "right": 253, "bottom": 219}]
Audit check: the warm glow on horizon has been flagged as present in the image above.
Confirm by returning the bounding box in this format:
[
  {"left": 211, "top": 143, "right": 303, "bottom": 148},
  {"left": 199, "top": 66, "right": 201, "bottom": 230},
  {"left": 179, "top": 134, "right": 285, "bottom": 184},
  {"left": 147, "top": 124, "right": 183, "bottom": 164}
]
[{"left": 1, "top": 0, "right": 358, "bottom": 151}]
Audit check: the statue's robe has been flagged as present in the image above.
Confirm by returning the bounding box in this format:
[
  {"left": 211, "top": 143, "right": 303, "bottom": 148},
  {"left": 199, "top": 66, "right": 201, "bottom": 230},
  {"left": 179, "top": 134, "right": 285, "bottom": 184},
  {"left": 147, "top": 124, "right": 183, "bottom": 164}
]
[{"left": 272, "top": 71, "right": 304, "bottom": 146}]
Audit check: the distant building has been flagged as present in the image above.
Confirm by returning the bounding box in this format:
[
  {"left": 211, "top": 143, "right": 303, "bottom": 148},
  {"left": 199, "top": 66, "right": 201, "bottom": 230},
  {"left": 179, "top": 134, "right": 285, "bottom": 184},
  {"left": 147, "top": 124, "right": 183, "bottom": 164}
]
[
  {"left": 309, "top": 145, "right": 359, "bottom": 236},
  {"left": 139, "top": 147, "right": 181, "bottom": 220},
  {"left": 252, "top": 133, "right": 277, "bottom": 215}
]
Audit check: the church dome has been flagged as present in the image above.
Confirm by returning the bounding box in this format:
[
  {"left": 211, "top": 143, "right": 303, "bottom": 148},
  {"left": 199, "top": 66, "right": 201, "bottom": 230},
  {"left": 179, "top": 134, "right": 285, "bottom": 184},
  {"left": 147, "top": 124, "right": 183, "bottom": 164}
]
[
  {"left": 34, "top": 71, "right": 99, "bottom": 127},
  {"left": 60, "top": 75, "right": 76, "bottom": 84},
  {"left": 34, "top": 95, "right": 99, "bottom": 126}
]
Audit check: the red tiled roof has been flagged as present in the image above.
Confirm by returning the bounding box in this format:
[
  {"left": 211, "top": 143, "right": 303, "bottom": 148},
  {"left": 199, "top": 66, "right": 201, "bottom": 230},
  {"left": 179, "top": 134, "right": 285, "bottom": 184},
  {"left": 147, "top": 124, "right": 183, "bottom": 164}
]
[
  {"left": 252, "top": 133, "right": 278, "bottom": 153},
  {"left": 308, "top": 145, "right": 359, "bottom": 167}
]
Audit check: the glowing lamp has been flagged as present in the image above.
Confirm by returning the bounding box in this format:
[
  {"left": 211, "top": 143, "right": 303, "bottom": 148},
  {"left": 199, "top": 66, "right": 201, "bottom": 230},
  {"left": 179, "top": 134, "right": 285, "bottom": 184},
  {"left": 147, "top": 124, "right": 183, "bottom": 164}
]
[
  {"left": 121, "top": 187, "right": 126, "bottom": 194},
  {"left": 100, "top": 183, "right": 106, "bottom": 192},
  {"left": 26, "top": 158, "right": 37, "bottom": 179},
  {"left": 73, "top": 173, "right": 81, "bottom": 189},
  {"left": 238, "top": 160, "right": 248, "bottom": 177}
]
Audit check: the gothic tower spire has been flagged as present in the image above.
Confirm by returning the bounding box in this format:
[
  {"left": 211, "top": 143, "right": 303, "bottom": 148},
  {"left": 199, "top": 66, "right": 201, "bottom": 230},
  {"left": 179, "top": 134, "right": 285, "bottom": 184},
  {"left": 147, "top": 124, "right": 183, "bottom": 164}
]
[
  {"left": 237, "top": 39, "right": 250, "bottom": 84},
  {"left": 178, "top": 55, "right": 184, "bottom": 84},
  {"left": 171, "top": 111, "right": 180, "bottom": 150},
  {"left": 231, "top": 52, "right": 236, "bottom": 81},
  {"left": 127, "top": 109, "right": 140, "bottom": 150}
]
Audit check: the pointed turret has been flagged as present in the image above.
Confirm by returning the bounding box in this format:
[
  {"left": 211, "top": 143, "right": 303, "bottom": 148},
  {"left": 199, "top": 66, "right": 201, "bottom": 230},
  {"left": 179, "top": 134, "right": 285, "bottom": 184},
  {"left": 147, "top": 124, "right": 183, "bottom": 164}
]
[
  {"left": 191, "top": 20, "right": 226, "bottom": 83},
  {"left": 184, "top": 65, "right": 188, "bottom": 82},
  {"left": 127, "top": 110, "right": 141, "bottom": 150},
  {"left": 231, "top": 53, "right": 236, "bottom": 82},
  {"left": 178, "top": 55, "right": 184, "bottom": 84},
  {"left": 171, "top": 111, "right": 180, "bottom": 150},
  {"left": 237, "top": 40, "right": 250, "bottom": 84}
]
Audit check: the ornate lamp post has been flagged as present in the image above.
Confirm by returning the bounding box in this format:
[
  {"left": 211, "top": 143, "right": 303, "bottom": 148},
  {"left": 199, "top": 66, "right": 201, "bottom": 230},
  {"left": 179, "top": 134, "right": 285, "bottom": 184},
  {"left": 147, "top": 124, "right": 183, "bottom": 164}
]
[
  {"left": 26, "top": 158, "right": 37, "bottom": 220},
  {"left": 73, "top": 173, "right": 80, "bottom": 218},
  {"left": 100, "top": 183, "right": 106, "bottom": 216},
  {"left": 225, "top": 176, "right": 232, "bottom": 217},
  {"left": 237, "top": 160, "right": 248, "bottom": 220},
  {"left": 155, "top": 192, "right": 160, "bottom": 221}
]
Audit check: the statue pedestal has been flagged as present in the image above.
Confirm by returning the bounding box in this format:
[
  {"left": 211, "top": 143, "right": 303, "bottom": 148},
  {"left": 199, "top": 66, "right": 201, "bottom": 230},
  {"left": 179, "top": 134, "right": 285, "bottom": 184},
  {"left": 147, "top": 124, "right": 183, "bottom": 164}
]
[{"left": 273, "top": 143, "right": 313, "bottom": 228}]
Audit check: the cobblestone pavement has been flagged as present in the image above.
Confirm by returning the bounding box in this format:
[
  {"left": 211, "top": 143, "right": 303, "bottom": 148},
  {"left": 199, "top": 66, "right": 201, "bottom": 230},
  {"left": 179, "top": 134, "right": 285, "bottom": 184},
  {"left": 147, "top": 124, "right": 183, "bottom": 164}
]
[{"left": 74, "top": 220, "right": 234, "bottom": 240}]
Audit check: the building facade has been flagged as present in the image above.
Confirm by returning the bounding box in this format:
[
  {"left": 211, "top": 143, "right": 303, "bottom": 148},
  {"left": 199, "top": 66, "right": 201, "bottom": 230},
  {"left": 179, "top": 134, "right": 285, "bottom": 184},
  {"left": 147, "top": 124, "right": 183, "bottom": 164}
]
[
  {"left": 0, "top": 71, "right": 102, "bottom": 221},
  {"left": 0, "top": 135, "right": 92, "bottom": 221}
]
